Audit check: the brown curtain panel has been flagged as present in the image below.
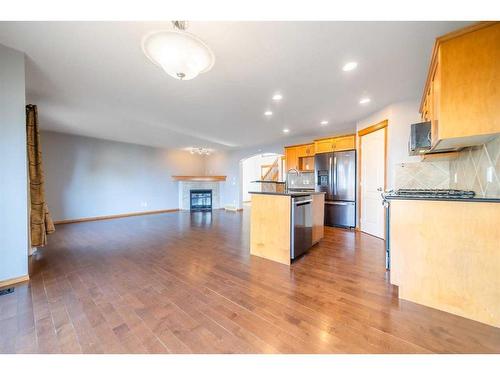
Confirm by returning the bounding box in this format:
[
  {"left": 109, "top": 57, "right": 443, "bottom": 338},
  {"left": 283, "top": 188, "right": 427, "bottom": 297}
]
[{"left": 26, "top": 104, "right": 55, "bottom": 247}]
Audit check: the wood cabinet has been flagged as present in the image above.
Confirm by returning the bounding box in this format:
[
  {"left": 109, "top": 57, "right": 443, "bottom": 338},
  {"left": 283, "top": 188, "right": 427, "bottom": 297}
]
[
  {"left": 285, "top": 134, "right": 356, "bottom": 171},
  {"left": 284, "top": 146, "right": 299, "bottom": 171},
  {"left": 284, "top": 143, "right": 314, "bottom": 171},
  {"left": 420, "top": 22, "right": 500, "bottom": 150},
  {"left": 285, "top": 135, "right": 355, "bottom": 171},
  {"left": 250, "top": 192, "right": 326, "bottom": 266},
  {"left": 390, "top": 199, "right": 500, "bottom": 328},
  {"left": 296, "top": 143, "right": 315, "bottom": 157},
  {"left": 250, "top": 194, "right": 291, "bottom": 265},
  {"left": 334, "top": 135, "right": 356, "bottom": 151},
  {"left": 314, "top": 138, "right": 334, "bottom": 154},
  {"left": 312, "top": 193, "right": 325, "bottom": 244},
  {"left": 314, "top": 135, "right": 355, "bottom": 154}
]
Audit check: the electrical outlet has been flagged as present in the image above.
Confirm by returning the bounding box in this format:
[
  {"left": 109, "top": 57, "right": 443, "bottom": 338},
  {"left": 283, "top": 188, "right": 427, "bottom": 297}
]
[{"left": 140, "top": 201, "right": 148, "bottom": 208}]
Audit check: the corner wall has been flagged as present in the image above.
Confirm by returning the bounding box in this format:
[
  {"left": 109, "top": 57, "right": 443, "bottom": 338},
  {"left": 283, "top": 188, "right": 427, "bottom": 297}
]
[
  {"left": 0, "top": 44, "right": 29, "bottom": 283},
  {"left": 42, "top": 131, "right": 205, "bottom": 221}
]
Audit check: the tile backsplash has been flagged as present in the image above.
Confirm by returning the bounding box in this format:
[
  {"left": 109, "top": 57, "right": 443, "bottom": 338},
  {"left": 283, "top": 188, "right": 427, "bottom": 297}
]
[
  {"left": 449, "top": 136, "right": 500, "bottom": 198},
  {"left": 394, "top": 161, "right": 450, "bottom": 190},
  {"left": 393, "top": 135, "right": 500, "bottom": 196}
]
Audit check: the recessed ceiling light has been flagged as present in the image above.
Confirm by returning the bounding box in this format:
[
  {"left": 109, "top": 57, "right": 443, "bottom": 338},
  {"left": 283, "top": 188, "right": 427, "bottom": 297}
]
[
  {"left": 359, "top": 97, "right": 371, "bottom": 104},
  {"left": 342, "top": 62, "right": 358, "bottom": 72},
  {"left": 272, "top": 93, "right": 283, "bottom": 101},
  {"left": 283, "top": 128, "right": 290, "bottom": 134},
  {"left": 320, "top": 120, "right": 329, "bottom": 126},
  {"left": 264, "top": 110, "right": 273, "bottom": 116}
]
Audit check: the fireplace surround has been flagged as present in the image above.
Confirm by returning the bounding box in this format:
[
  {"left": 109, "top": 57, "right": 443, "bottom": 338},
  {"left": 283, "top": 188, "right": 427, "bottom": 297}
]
[{"left": 177, "top": 181, "right": 221, "bottom": 210}]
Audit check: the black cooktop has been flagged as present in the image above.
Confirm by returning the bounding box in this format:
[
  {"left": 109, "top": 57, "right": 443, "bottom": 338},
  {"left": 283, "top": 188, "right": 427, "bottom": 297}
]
[{"left": 393, "top": 189, "right": 475, "bottom": 198}]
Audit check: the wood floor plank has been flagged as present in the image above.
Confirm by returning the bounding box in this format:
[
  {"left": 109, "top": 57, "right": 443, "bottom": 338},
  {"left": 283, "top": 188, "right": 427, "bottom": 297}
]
[{"left": 1, "top": 210, "right": 499, "bottom": 353}]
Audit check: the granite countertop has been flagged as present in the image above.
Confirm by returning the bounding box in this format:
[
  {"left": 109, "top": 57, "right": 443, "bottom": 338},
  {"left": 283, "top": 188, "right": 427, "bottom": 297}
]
[
  {"left": 250, "top": 180, "right": 286, "bottom": 184},
  {"left": 384, "top": 195, "right": 500, "bottom": 203},
  {"left": 249, "top": 191, "right": 325, "bottom": 197}
]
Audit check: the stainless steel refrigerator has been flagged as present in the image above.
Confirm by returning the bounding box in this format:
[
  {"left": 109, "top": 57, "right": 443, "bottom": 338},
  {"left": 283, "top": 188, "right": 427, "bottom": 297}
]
[{"left": 314, "top": 150, "right": 356, "bottom": 228}]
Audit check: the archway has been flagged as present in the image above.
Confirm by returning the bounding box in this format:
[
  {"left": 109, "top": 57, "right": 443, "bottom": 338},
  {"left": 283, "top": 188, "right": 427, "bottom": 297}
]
[{"left": 239, "top": 153, "right": 283, "bottom": 208}]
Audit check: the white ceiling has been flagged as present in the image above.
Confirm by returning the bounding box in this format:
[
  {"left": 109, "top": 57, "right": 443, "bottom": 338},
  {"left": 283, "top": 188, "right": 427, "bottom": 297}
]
[{"left": 0, "top": 21, "right": 468, "bottom": 151}]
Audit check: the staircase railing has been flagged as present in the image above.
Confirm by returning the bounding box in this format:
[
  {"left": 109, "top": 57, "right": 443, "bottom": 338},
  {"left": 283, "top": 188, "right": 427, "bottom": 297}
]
[{"left": 261, "top": 158, "right": 280, "bottom": 181}]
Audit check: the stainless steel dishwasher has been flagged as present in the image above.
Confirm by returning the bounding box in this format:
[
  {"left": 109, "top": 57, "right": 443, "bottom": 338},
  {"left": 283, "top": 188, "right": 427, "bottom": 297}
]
[{"left": 291, "top": 195, "right": 313, "bottom": 260}]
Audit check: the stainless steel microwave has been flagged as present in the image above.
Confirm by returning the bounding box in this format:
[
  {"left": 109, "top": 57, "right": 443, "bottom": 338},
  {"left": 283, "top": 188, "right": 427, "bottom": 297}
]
[{"left": 408, "top": 121, "right": 431, "bottom": 155}]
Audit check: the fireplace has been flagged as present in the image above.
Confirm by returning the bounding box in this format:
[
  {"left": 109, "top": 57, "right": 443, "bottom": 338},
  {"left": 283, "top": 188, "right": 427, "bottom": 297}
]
[{"left": 190, "top": 189, "right": 212, "bottom": 211}]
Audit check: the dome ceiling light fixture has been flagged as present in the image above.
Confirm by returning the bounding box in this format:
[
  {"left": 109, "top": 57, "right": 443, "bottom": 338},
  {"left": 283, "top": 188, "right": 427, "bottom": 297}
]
[{"left": 142, "top": 21, "right": 215, "bottom": 81}]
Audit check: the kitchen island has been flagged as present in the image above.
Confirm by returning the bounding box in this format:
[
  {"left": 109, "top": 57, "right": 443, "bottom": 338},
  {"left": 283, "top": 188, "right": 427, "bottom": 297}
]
[
  {"left": 386, "top": 196, "right": 500, "bottom": 328},
  {"left": 249, "top": 191, "right": 325, "bottom": 265}
]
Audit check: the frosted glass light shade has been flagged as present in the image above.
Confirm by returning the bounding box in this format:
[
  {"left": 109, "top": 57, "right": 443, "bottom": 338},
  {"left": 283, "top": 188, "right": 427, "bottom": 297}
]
[{"left": 142, "top": 30, "right": 215, "bottom": 80}]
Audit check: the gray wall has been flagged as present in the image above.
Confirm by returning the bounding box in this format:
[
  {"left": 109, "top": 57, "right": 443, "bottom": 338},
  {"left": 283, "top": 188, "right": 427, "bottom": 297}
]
[
  {"left": 0, "top": 44, "right": 28, "bottom": 282},
  {"left": 356, "top": 99, "right": 422, "bottom": 190},
  {"left": 42, "top": 131, "right": 205, "bottom": 221}
]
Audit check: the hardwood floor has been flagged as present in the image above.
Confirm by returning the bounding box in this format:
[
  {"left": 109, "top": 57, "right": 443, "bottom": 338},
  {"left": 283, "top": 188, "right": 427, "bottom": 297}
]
[{"left": 1, "top": 210, "right": 499, "bottom": 353}]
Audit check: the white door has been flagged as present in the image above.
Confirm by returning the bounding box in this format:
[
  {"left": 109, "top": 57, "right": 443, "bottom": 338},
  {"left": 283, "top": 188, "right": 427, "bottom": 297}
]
[{"left": 360, "top": 128, "right": 385, "bottom": 239}]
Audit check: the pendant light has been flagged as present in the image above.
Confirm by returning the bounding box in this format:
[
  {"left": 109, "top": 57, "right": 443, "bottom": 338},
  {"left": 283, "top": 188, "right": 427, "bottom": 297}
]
[{"left": 142, "top": 21, "right": 215, "bottom": 80}]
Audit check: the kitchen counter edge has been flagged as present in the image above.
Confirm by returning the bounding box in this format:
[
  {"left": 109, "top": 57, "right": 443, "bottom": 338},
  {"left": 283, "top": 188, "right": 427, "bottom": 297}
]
[
  {"left": 249, "top": 191, "right": 326, "bottom": 197},
  {"left": 384, "top": 195, "right": 500, "bottom": 203}
]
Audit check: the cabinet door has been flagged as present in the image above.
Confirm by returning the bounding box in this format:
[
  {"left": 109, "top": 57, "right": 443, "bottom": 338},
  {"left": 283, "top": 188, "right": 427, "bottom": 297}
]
[
  {"left": 285, "top": 147, "right": 299, "bottom": 171},
  {"left": 304, "top": 143, "right": 315, "bottom": 156},
  {"left": 314, "top": 139, "right": 334, "bottom": 154},
  {"left": 312, "top": 193, "right": 325, "bottom": 243},
  {"left": 296, "top": 145, "right": 307, "bottom": 158},
  {"left": 434, "top": 23, "right": 500, "bottom": 147},
  {"left": 333, "top": 135, "right": 355, "bottom": 151}
]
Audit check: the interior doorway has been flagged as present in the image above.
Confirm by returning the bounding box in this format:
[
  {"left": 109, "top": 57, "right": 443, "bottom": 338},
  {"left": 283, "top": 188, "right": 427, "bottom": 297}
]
[
  {"left": 358, "top": 120, "right": 387, "bottom": 239},
  {"left": 240, "top": 153, "right": 282, "bottom": 206}
]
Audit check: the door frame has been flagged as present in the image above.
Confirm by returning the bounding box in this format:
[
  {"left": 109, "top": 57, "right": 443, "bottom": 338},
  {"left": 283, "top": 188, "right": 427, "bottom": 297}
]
[{"left": 357, "top": 119, "right": 388, "bottom": 238}]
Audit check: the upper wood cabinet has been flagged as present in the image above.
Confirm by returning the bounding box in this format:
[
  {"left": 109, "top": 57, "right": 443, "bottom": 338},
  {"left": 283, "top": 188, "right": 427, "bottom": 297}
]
[
  {"left": 284, "top": 146, "right": 299, "bottom": 171},
  {"left": 314, "top": 135, "right": 355, "bottom": 154},
  {"left": 300, "top": 143, "right": 315, "bottom": 157},
  {"left": 314, "top": 138, "right": 334, "bottom": 154},
  {"left": 284, "top": 143, "right": 315, "bottom": 171},
  {"left": 334, "top": 135, "right": 356, "bottom": 151},
  {"left": 420, "top": 22, "right": 500, "bottom": 150},
  {"left": 285, "top": 135, "right": 355, "bottom": 171}
]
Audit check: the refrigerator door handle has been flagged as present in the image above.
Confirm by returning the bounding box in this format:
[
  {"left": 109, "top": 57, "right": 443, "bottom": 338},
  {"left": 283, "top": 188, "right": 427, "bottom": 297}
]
[
  {"left": 328, "top": 155, "right": 333, "bottom": 200},
  {"left": 333, "top": 155, "right": 337, "bottom": 197},
  {"left": 325, "top": 201, "right": 351, "bottom": 206}
]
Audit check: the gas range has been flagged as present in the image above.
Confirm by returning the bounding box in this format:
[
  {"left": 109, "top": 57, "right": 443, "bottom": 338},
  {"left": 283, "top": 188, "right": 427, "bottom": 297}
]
[{"left": 387, "top": 189, "right": 476, "bottom": 199}]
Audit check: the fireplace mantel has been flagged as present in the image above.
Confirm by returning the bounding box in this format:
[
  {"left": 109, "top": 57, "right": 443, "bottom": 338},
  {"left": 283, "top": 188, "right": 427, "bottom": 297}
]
[{"left": 172, "top": 175, "right": 226, "bottom": 182}]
